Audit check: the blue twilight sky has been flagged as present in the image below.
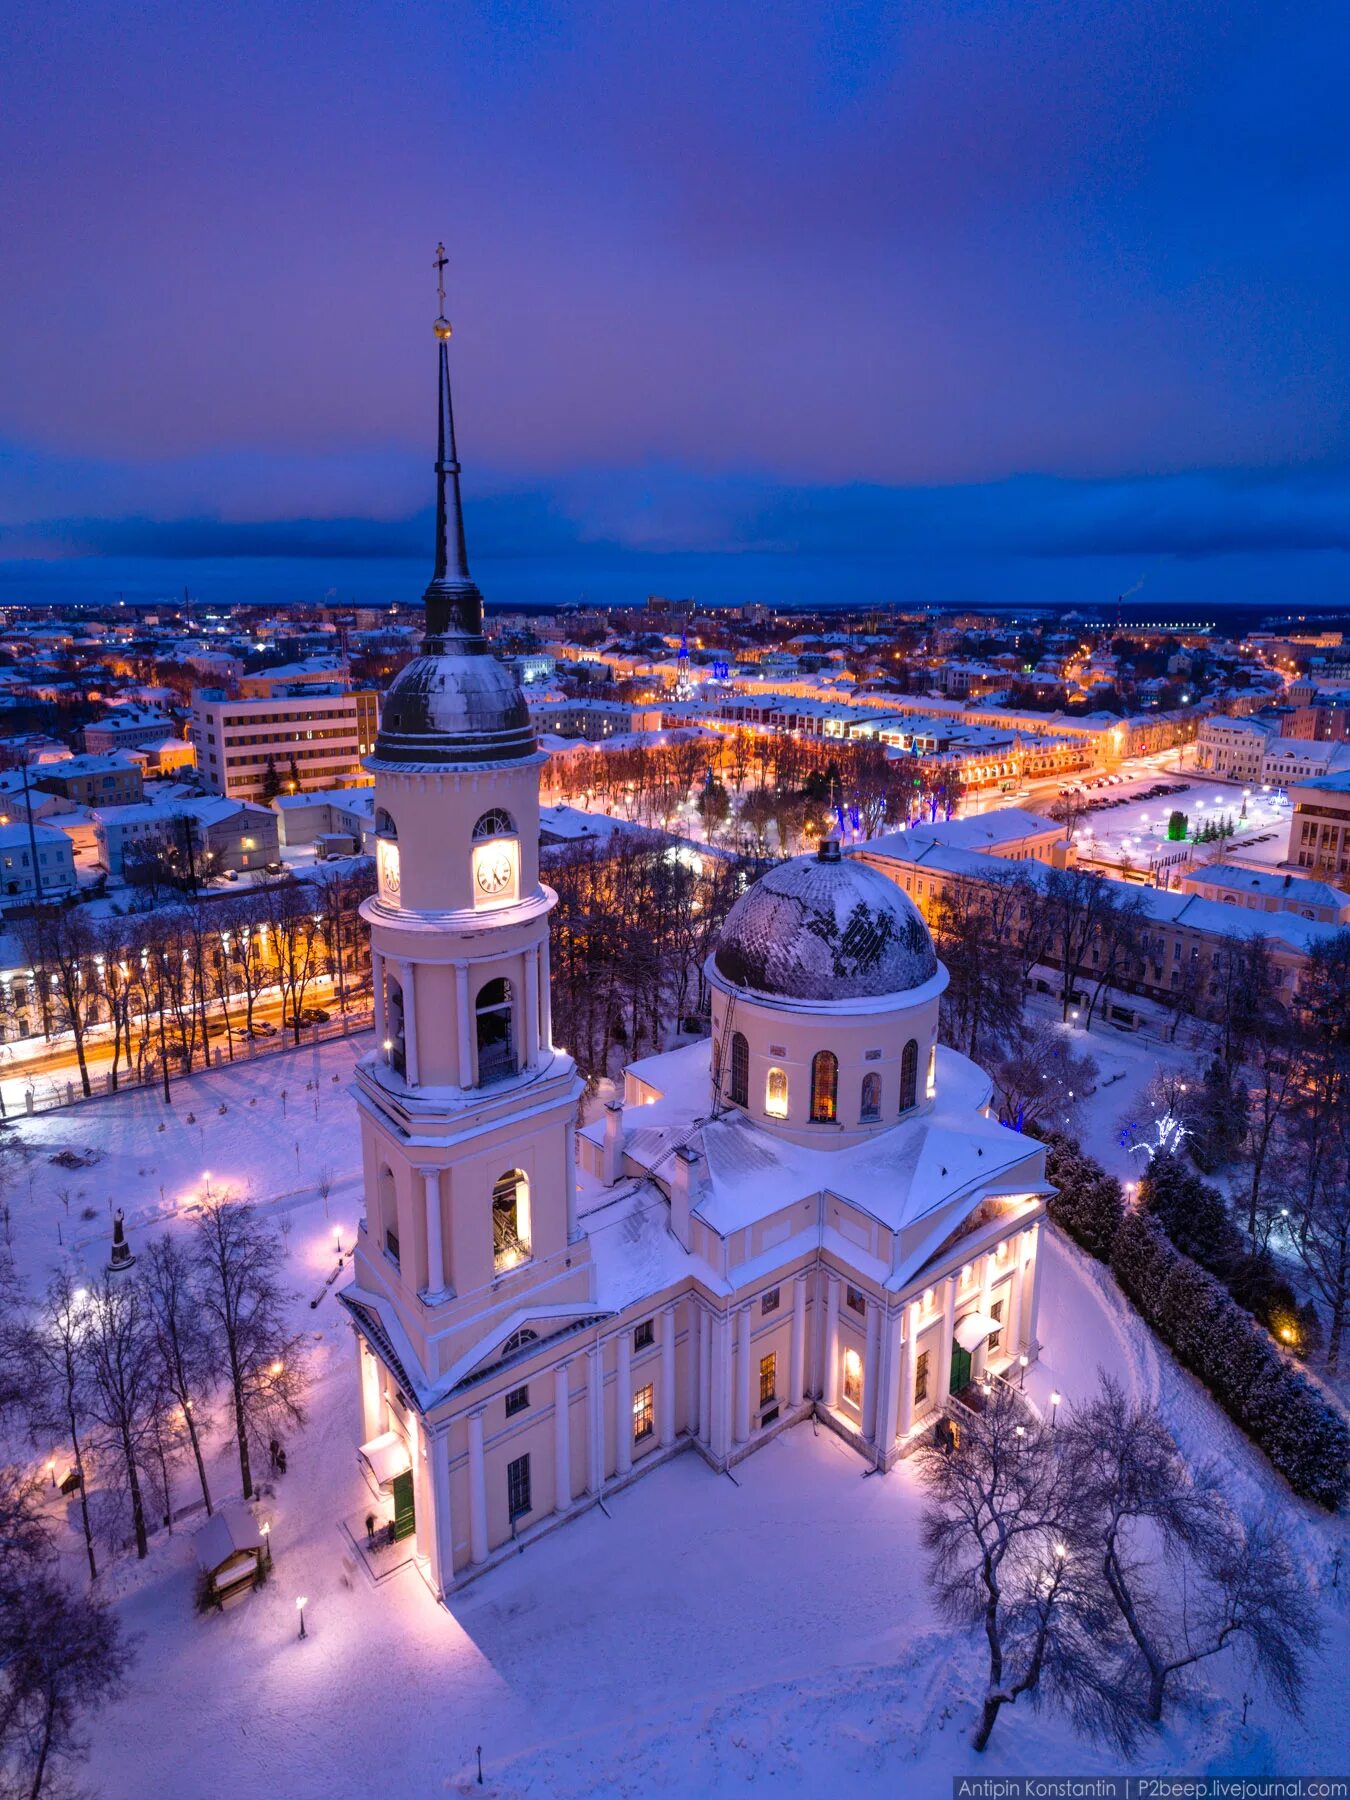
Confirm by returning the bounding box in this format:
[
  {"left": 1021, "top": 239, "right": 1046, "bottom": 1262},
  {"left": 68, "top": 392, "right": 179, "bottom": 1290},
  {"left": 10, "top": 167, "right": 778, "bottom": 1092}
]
[{"left": 2, "top": 0, "right": 1349, "bottom": 610}]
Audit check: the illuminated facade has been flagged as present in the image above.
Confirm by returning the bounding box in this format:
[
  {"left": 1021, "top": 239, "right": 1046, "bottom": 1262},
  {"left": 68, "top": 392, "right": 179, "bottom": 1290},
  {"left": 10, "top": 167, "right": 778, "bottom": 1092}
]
[{"left": 341, "top": 281, "right": 1052, "bottom": 1599}]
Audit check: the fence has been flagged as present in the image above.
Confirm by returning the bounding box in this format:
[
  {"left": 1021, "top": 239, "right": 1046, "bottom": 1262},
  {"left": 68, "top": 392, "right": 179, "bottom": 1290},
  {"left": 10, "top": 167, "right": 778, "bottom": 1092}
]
[{"left": 2, "top": 1010, "right": 375, "bottom": 1119}]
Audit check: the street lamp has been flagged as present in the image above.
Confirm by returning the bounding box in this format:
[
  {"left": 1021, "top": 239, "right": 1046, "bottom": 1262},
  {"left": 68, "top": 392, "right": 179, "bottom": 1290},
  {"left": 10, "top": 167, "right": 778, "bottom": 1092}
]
[
  {"left": 1018, "top": 1354, "right": 1028, "bottom": 1389},
  {"left": 261, "top": 1520, "right": 272, "bottom": 1566},
  {"left": 334, "top": 1225, "right": 343, "bottom": 1266},
  {"left": 296, "top": 1595, "right": 308, "bottom": 1639},
  {"left": 1049, "top": 1390, "right": 1062, "bottom": 1428},
  {"left": 47, "top": 1457, "right": 56, "bottom": 1488}
]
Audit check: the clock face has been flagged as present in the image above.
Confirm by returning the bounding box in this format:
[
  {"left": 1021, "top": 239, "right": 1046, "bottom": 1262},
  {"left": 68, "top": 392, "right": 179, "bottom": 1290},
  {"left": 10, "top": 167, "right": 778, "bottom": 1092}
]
[
  {"left": 475, "top": 846, "right": 514, "bottom": 896},
  {"left": 377, "top": 839, "right": 401, "bottom": 900}
]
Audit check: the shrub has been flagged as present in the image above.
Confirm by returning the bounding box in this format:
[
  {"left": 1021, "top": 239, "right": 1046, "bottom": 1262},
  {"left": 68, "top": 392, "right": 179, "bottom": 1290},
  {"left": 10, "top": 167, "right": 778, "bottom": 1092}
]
[
  {"left": 1043, "top": 1134, "right": 1125, "bottom": 1263},
  {"left": 1106, "top": 1212, "right": 1348, "bottom": 1509}
]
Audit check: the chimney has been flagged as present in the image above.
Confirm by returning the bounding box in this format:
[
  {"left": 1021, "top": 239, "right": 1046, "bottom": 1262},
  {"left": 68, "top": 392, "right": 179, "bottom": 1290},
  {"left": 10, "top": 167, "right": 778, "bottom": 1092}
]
[
  {"left": 601, "top": 1100, "right": 624, "bottom": 1186},
  {"left": 669, "top": 1145, "right": 700, "bottom": 1250}
]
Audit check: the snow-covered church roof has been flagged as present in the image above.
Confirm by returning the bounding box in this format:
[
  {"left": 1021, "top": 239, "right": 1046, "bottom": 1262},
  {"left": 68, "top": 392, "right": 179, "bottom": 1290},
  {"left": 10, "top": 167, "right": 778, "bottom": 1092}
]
[{"left": 713, "top": 836, "right": 938, "bottom": 1002}]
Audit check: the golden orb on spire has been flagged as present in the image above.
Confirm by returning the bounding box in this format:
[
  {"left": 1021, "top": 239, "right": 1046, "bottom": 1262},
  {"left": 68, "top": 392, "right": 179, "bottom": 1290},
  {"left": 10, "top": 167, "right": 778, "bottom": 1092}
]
[{"left": 434, "top": 316, "right": 453, "bottom": 340}]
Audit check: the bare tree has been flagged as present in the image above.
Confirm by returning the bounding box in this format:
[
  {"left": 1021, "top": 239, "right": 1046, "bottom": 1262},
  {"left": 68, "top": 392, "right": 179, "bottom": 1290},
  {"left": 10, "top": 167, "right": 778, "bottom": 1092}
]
[
  {"left": 1064, "top": 1377, "right": 1318, "bottom": 1721},
  {"left": 919, "top": 1384, "right": 1135, "bottom": 1754},
  {"left": 84, "top": 1274, "right": 156, "bottom": 1559},
  {"left": 992, "top": 1020, "right": 1099, "bottom": 1136},
  {"left": 193, "top": 1202, "right": 306, "bottom": 1500},
  {"left": 142, "top": 1235, "right": 216, "bottom": 1514},
  {"left": 0, "top": 1573, "right": 129, "bottom": 1799},
  {"left": 25, "top": 1275, "right": 99, "bottom": 1581}
]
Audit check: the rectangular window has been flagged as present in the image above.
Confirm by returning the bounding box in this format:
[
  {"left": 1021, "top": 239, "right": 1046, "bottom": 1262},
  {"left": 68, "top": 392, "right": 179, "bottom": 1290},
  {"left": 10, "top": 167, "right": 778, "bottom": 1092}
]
[
  {"left": 914, "top": 1349, "right": 929, "bottom": 1405},
  {"left": 987, "top": 1299, "right": 1004, "bottom": 1353},
  {"left": 384, "top": 1227, "right": 400, "bottom": 1267},
  {"left": 505, "top": 1384, "right": 529, "bottom": 1418},
  {"left": 845, "top": 1285, "right": 866, "bottom": 1317},
  {"left": 632, "top": 1383, "right": 654, "bottom": 1442},
  {"left": 633, "top": 1319, "right": 654, "bottom": 1352},
  {"left": 761, "top": 1287, "right": 780, "bottom": 1316},
  {"left": 507, "top": 1452, "right": 532, "bottom": 1521},
  {"left": 759, "top": 1352, "right": 777, "bottom": 1408}
]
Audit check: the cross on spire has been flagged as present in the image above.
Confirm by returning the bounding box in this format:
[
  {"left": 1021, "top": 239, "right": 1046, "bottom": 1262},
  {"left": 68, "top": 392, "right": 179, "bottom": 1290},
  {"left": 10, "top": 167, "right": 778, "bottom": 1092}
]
[{"left": 434, "top": 241, "right": 449, "bottom": 323}]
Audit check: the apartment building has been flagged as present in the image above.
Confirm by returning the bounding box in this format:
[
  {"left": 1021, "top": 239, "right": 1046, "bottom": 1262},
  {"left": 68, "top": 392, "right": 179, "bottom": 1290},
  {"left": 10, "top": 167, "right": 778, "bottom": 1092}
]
[
  {"left": 190, "top": 684, "right": 378, "bottom": 801},
  {"left": 82, "top": 707, "right": 177, "bottom": 754},
  {"left": 30, "top": 754, "right": 144, "bottom": 809},
  {"left": 1289, "top": 771, "right": 1350, "bottom": 880}
]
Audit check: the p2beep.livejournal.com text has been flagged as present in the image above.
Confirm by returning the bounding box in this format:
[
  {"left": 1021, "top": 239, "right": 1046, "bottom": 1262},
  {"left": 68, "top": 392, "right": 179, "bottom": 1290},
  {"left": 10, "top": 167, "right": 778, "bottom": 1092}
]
[{"left": 953, "top": 1781, "right": 1350, "bottom": 1800}]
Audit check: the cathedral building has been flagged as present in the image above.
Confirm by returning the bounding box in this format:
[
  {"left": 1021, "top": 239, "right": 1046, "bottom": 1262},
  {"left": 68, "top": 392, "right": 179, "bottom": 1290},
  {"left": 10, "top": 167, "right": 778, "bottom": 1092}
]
[{"left": 340, "top": 292, "right": 1054, "bottom": 1600}]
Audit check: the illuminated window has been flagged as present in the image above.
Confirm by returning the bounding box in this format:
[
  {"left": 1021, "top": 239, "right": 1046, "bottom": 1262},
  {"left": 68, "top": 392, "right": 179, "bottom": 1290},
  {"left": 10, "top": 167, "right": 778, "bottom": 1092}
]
[
  {"left": 765, "top": 1067, "right": 789, "bottom": 1118},
  {"left": 900, "top": 1039, "right": 919, "bottom": 1112},
  {"left": 473, "top": 808, "right": 516, "bottom": 840},
  {"left": 759, "top": 1352, "right": 777, "bottom": 1408},
  {"left": 987, "top": 1299, "right": 1004, "bottom": 1353},
  {"left": 842, "top": 1347, "right": 863, "bottom": 1408},
  {"left": 492, "top": 1169, "right": 531, "bottom": 1272},
  {"left": 632, "top": 1383, "right": 654, "bottom": 1442},
  {"left": 926, "top": 1044, "right": 937, "bottom": 1099},
  {"left": 728, "top": 1032, "right": 749, "bottom": 1107},
  {"left": 914, "top": 1349, "right": 929, "bottom": 1405},
  {"left": 810, "top": 1051, "right": 838, "bottom": 1122},
  {"left": 860, "top": 1072, "right": 881, "bottom": 1122}
]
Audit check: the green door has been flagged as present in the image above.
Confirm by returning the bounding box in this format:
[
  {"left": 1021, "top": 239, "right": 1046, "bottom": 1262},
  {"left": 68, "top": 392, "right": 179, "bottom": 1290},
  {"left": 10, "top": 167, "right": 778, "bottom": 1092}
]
[
  {"left": 949, "top": 1341, "right": 972, "bottom": 1395},
  {"left": 391, "top": 1468, "right": 415, "bottom": 1540}
]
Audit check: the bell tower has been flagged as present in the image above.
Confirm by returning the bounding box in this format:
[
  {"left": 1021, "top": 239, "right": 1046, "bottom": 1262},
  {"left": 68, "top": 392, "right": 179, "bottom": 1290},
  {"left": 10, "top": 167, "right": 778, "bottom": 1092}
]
[{"left": 350, "top": 249, "right": 586, "bottom": 1389}]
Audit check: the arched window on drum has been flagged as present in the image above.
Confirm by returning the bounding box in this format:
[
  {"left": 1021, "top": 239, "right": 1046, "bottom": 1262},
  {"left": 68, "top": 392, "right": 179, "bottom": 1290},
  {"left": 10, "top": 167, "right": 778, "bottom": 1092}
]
[{"left": 899, "top": 1038, "right": 919, "bottom": 1113}]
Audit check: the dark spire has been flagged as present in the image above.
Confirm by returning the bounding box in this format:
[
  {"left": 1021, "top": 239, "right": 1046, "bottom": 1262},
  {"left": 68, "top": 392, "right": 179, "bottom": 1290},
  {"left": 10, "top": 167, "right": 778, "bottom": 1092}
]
[{"left": 424, "top": 243, "right": 485, "bottom": 643}]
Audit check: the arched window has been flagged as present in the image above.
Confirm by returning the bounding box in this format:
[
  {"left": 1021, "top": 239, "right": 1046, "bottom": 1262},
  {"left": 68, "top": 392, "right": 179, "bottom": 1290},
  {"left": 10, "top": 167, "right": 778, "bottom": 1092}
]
[
  {"left": 900, "top": 1038, "right": 919, "bottom": 1112},
  {"left": 473, "top": 808, "right": 516, "bottom": 840},
  {"left": 476, "top": 978, "right": 515, "bottom": 1085},
  {"left": 492, "top": 1168, "right": 531, "bottom": 1272},
  {"left": 386, "top": 973, "right": 407, "bottom": 1078},
  {"left": 926, "top": 1044, "right": 936, "bottom": 1099},
  {"left": 860, "top": 1072, "right": 881, "bottom": 1122},
  {"left": 501, "top": 1325, "right": 539, "bottom": 1358},
  {"left": 374, "top": 807, "right": 397, "bottom": 838},
  {"left": 765, "top": 1066, "right": 789, "bottom": 1118},
  {"left": 810, "top": 1051, "right": 838, "bottom": 1123},
  {"left": 378, "top": 1165, "right": 399, "bottom": 1265},
  {"left": 728, "top": 1031, "right": 749, "bottom": 1107}
]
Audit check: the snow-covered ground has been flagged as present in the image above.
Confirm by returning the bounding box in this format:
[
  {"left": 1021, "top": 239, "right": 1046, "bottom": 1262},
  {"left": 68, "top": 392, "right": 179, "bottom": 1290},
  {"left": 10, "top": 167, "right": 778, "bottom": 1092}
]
[{"left": 4, "top": 1024, "right": 1348, "bottom": 1797}]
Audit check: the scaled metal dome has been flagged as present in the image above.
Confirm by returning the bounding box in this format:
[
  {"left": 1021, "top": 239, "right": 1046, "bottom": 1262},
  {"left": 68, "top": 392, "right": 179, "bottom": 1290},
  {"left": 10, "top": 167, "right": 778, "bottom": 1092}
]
[{"left": 713, "top": 837, "right": 939, "bottom": 1002}]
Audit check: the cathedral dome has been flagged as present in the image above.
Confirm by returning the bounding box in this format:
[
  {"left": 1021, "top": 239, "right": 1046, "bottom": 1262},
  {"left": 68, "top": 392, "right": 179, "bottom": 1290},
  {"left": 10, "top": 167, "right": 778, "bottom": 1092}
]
[{"left": 713, "top": 838, "right": 939, "bottom": 1003}]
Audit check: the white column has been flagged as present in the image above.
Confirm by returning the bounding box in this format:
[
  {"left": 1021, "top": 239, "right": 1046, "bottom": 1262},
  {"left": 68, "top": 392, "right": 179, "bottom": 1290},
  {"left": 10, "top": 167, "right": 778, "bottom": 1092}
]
[
  {"left": 615, "top": 1329, "right": 633, "bottom": 1477},
  {"left": 554, "top": 1363, "right": 572, "bottom": 1512},
  {"left": 358, "top": 1335, "right": 382, "bottom": 1442},
  {"left": 897, "top": 1302, "right": 918, "bottom": 1440},
  {"left": 710, "top": 1313, "right": 731, "bottom": 1462},
  {"left": 936, "top": 1275, "right": 957, "bottom": 1402},
  {"left": 372, "top": 947, "right": 386, "bottom": 1045},
  {"left": 395, "top": 957, "right": 419, "bottom": 1087},
  {"left": 823, "top": 1276, "right": 841, "bottom": 1408},
  {"left": 431, "top": 1427, "right": 453, "bottom": 1594},
  {"left": 789, "top": 1273, "right": 807, "bottom": 1407},
  {"left": 697, "top": 1308, "right": 712, "bottom": 1442},
  {"left": 660, "top": 1305, "right": 677, "bottom": 1448},
  {"left": 1021, "top": 1225, "right": 1045, "bottom": 1356},
  {"left": 587, "top": 1341, "right": 605, "bottom": 1494},
  {"left": 467, "top": 1408, "right": 488, "bottom": 1564},
  {"left": 564, "top": 1120, "right": 579, "bottom": 1245},
  {"left": 734, "top": 1304, "right": 753, "bottom": 1444},
  {"left": 409, "top": 1414, "right": 430, "bottom": 1563},
  {"left": 539, "top": 934, "right": 553, "bottom": 1048},
  {"left": 454, "top": 960, "right": 473, "bottom": 1089},
  {"left": 422, "top": 1167, "right": 446, "bottom": 1296},
  {"left": 524, "top": 948, "right": 540, "bottom": 1069},
  {"left": 862, "top": 1299, "right": 881, "bottom": 1441}
]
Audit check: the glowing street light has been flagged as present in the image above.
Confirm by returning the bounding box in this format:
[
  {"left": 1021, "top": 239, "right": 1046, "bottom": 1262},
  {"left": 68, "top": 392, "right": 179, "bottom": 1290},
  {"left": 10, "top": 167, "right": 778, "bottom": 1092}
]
[
  {"left": 261, "top": 1520, "right": 272, "bottom": 1566},
  {"left": 1049, "top": 1390, "right": 1062, "bottom": 1428},
  {"left": 1018, "top": 1354, "right": 1028, "bottom": 1389}
]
